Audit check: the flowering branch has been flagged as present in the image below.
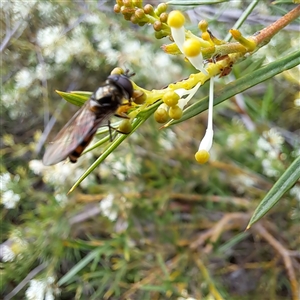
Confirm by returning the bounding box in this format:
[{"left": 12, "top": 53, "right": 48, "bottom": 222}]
[
  {"left": 112, "top": 2, "right": 300, "bottom": 165},
  {"left": 53, "top": 2, "right": 300, "bottom": 191}
]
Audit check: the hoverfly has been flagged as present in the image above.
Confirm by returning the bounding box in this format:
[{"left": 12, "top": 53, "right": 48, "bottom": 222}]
[{"left": 42, "top": 73, "right": 134, "bottom": 166}]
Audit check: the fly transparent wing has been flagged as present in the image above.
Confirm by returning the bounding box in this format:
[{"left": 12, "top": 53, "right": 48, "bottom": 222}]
[{"left": 43, "top": 102, "right": 97, "bottom": 165}]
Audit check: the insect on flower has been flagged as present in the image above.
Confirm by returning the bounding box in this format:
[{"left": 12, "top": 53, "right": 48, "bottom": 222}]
[{"left": 43, "top": 72, "right": 134, "bottom": 166}]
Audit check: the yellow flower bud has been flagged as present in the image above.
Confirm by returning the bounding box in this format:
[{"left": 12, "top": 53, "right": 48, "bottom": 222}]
[
  {"left": 160, "top": 12, "right": 168, "bottom": 23},
  {"left": 118, "top": 119, "right": 132, "bottom": 134},
  {"left": 154, "top": 107, "right": 169, "bottom": 123},
  {"left": 162, "top": 91, "right": 180, "bottom": 107},
  {"left": 198, "top": 20, "right": 208, "bottom": 32},
  {"left": 153, "top": 20, "right": 162, "bottom": 31},
  {"left": 133, "top": 90, "right": 147, "bottom": 104},
  {"left": 169, "top": 105, "right": 182, "bottom": 120},
  {"left": 114, "top": 4, "right": 121, "bottom": 13},
  {"left": 144, "top": 4, "right": 155, "bottom": 15},
  {"left": 229, "top": 29, "right": 256, "bottom": 51}
]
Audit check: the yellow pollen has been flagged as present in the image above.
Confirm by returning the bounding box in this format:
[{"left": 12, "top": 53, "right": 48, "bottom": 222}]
[
  {"left": 195, "top": 150, "right": 210, "bottom": 164},
  {"left": 183, "top": 39, "right": 202, "bottom": 57},
  {"left": 168, "top": 10, "right": 185, "bottom": 28}
]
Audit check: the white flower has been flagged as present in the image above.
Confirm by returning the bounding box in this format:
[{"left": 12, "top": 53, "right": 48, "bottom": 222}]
[
  {"left": 26, "top": 277, "right": 57, "bottom": 300},
  {"left": 227, "top": 133, "right": 246, "bottom": 149},
  {"left": 0, "top": 172, "right": 11, "bottom": 192},
  {"left": 29, "top": 160, "right": 45, "bottom": 175},
  {"left": 99, "top": 194, "right": 117, "bottom": 221},
  {"left": 15, "top": 68, "right": 34, "bottom": 89},
  {"left": 85, "top": 14, "right": 101, "bottom": 25},
  {"left": 37, "top": 2, "right": 54, "bottom": 17},
  {"left": 262, "top": 159, "right": 279, "bottom": 177},
  {"left": 1, "top": 245, "right": 16, "bottom": 262},
  {"left": 43, "top": 162, "right": 75, "bottom": 185},
  {"left": 11, "top": 0, "right": 37, "bottom": 20},
  {"left": 263, "top": 128, "right": 284, "bottom": 147},
  {"left": 26, "top": 279, "right": 46, "bottom": 300},
  {"left": 36, "top": 64, "right": 52, "bottom": 81},
  {"left": 294, "top": 98, "right": 300, "bottom": 107},
  {"left": 54, "top": 193, "right": 68, "bottom": 205},
  {"left": 257, "top": 136, "right": 273, "bottom": 152},
  {"left": 290, "top": 185, "right": 300, "bottom": 202},
  {"left": 1, "top": 190, "right": 21, "bottom": 209},
  {"left": 37, "top": 26, "right": 62, "bottom": 48},
  {"left": 177, "top": 289, "right": 197, "bottom": 300}
]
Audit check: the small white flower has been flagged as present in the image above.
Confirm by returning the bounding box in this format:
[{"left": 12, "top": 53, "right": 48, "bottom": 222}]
[
  {"left": 85, "top": 14, "right": 101, "bottom": 25},
  {"left": 227, "top": 133, "right": 246, "bottom": 149},
  {"left": 26, "top": 279, "right": 46, "bottom": 300},
  {"left": 290, "top": 185, "right": 300, "bottom": 202},
  {"left": 15, "top": 68, "right": 34, "bottom": 89},
  {"left": 268, "top": 149, "right": 279, "bottom": 159},
  {"left": 54, "top": 193, "right": 68, "bottom": 205},
  {"left": 99, "top": 194, "right": 117, "bottom": 221},
  {"left": 294, "top": 98, "right": 300, "bottom": 107},
  {"left": 1, "top": 190, "right": 21, "bottom": 209},
  {"left": 54, "top": 46, "right": 71, "bottom": 64},
  {"left": 29, "top": 160, "right": 45, "bottom": 175},
  {"left": 36, "top": 63, "right": 52, "bottom": 81},
  {"left": 257, "top": 136, "right": 272, "bottom": 152},
  {"left": 12, "top": 0, "right": 37, "bottom": 20},
  {"left": 262, "top": 159, "right": 279, "bottom": 177},
  {"left": 264, "top": 128, "right": 284, "bottom": 147},
  {"left": 37, "top": 2, "right": 54, "bottom": 17},
  {"left": 37, "top": 26, "right": 62, "bottom": 48},
  {"left": 26, "top": 277, "right": 57, "bottom": 300},
  {"left": 45, "top": 290, "right": 55, "bottom": 300},
  {"left": 177, "top": 289, "right": 197, "bottom": 300},
  {"left": 0, "top": 172, "right": 11, "bottom": 192},
  {"left": 1, "top": 245, "right": 16, "bottom": 262}
]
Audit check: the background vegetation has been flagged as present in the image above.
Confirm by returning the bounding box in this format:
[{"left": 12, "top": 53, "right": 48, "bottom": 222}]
[{"left": 1, "top": 1, "right": 299, "bottom": 299}]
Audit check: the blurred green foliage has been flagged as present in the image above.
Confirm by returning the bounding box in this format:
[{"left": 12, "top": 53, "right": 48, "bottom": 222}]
[{"left": 1, "top": 1, "right": 300, "bottom": 299}]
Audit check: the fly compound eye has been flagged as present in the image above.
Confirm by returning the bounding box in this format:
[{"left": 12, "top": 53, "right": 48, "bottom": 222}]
[{"left": 108, "top": 74, "right": 134, "bottom": 99}]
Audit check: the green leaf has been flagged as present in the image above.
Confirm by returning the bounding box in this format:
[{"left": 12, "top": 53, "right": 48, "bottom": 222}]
[
  {"left": 56, "top": 90, "right": 92, "bottom": 107},
  {"left": 166, "top": 50, "right": 300, "bottom": 127},
  {"left": 58, "top": 248, "right": 103, "bottom": 286},
  {"left": 272, "top": 0, "right": 297, "bottom": 3},
  {"left": 224, "top": 0, "right": 260, "bottom": 41},
  {"left": 218, "top": 232, "right": 250, "bottom": 253},
  {"left": 247, "top": 156, "right": 300, "bottom": 228}
]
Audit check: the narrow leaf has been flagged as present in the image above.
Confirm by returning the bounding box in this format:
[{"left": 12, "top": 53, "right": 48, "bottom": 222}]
[
  {"left": 247, "top": 156, "right": 300, "bottom": 228},
  {"left": 55, "top": 90, "right": 91, "bottom": 107},
  {"left": 58, "top": 248, "right": 102, "bottom": 286}
]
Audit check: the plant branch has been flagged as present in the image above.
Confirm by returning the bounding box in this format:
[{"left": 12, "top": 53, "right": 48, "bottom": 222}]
[
  {"left": 253, "top": 4, "right": 300, "bottom": 47},
  {"left": 252, "top": 223, "right": 299, "bottom": 300}
]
